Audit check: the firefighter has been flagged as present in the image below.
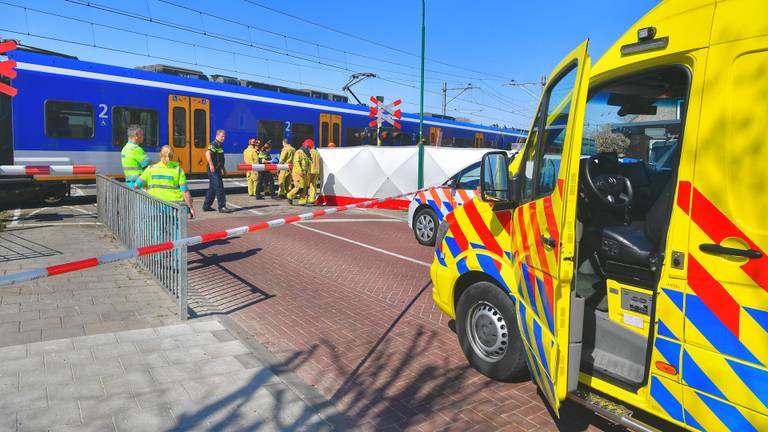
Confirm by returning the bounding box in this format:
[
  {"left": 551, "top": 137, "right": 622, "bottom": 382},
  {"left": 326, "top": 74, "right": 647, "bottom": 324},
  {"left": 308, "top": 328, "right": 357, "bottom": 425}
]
[
  {"left": 243, "top": 138, "right": 259, "bottom": 196},
  {"left": 121, "top": 124, "right": 151, "bottom": 188},
  {"left": 277, "top": 138, "right": 295, "bottom": 199},
  {"left": 255, "top": 140, "right": 275, "bottom": 199},
  {"left": 286, "top": 139, "right": 311, "bottom": 205},
  {"left": 307, "top": 140, "right": 322, "bottom": 204},
  {"left": 134, "top": 145, "right": 195, "bottom": 218}
]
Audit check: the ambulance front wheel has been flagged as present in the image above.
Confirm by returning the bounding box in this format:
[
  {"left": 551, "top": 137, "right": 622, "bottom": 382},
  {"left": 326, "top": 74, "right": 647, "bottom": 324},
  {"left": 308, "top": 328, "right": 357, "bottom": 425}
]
[
  {"left": 456, "top": 281, "right": 528, "bottom": 382},
  {"left": 413, "top": 208, "right": 438, "bottom": 246}
]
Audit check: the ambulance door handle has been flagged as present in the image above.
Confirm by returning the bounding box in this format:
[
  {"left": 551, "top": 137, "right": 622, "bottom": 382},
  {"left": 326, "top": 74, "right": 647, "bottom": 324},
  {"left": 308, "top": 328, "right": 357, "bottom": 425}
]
[
  {"left": 699, "top": 243, "right": 762, "bottom": 260},
  {"left": 541, "top": 235, "right": 556, "bottom": 249}
]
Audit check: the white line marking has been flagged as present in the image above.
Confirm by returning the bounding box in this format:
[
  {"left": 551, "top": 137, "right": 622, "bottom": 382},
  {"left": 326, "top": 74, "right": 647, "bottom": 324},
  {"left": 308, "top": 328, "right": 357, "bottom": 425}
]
[
  {"left": 227, "top": 203, "right": 264, "bottom": 215},
  {"left": 297, "top": 218, "right": 402, "bottom": 223},
  {"left": 65, "top": 206, "right": 96, "bottom": 216},
  {"left": 72, "top": 186, "right": 84, "bottom": 197},
  {"left": 10, "top": 222, "right": 102, "bottom": 227},
  {"left": 294, "top": 224, "right": 430, "bottom": 267},
  {"left": 26, "top": 207, "right": 49, "bottom": 218},
  {"left": 9, "top": 209, "right": 21, "bottom": 226}
]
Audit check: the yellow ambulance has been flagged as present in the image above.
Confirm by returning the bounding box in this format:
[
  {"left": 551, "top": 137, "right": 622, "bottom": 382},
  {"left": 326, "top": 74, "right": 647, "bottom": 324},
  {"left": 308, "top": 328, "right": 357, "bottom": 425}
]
[{"left": 430, "top": 1, "right": 768, "bottom": 430}]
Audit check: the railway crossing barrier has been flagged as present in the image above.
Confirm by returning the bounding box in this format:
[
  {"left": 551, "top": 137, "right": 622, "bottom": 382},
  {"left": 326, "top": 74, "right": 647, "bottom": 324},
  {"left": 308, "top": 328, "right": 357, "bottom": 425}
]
[
  {"left": 0, "top": 185, "right": 438, "bottom": 300},
  {"left": 96, "top": 175, "right": 189, "bottom": 319},
  {"left": 0, "top": 165, "right": 97, "bottom": 175},
  {"left": 237, "top": 163, "right": 292, "bottom": 171}
]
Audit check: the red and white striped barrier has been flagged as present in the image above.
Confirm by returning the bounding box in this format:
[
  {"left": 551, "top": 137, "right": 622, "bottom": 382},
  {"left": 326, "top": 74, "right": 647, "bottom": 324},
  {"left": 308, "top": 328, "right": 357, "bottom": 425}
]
[
  {"left": 0, "top": 186, "right": 436, "bottom": 287},
  {"left": 237, "top": 164, "right": 292, "bottom": 171},
  {"left": 0, "top": 165, "right": 97, "bottom": 176}
]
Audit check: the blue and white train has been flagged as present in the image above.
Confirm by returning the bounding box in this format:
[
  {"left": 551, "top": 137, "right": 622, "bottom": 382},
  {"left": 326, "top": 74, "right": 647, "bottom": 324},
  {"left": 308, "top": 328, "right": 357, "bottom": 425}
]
[{"left": 0, "top": 44, "right": 526, "bottom": 201}]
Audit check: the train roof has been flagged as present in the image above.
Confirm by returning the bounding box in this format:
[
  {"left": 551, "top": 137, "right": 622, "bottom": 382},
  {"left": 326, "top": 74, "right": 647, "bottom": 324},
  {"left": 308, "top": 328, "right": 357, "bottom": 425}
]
[{"left": 9, "top": 49, "right": 527, "bottom": 138}]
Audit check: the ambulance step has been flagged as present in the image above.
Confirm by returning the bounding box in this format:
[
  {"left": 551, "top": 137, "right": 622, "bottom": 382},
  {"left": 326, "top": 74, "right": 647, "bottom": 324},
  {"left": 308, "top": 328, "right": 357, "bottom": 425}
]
[{"left": 568, "top": 388, "right": 659, "bottom": 432}]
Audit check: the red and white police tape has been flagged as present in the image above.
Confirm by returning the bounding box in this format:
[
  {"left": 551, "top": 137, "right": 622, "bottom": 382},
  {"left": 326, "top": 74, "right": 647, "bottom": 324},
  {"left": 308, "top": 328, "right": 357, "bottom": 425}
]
[
  {"left": 0, "top": 186, "right": 436, "bottom": 287},
  {"left": 0, "top": 165, "right": 97, "bottom": 176},
  {"left": 237, "top": 164, "right": 292, "bottom": 171}
]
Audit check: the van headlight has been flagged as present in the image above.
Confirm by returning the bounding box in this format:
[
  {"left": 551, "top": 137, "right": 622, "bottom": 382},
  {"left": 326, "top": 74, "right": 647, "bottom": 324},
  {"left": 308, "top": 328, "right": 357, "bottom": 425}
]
[{"left": 435, "top": 220, "right": 450, "bottom": 250}]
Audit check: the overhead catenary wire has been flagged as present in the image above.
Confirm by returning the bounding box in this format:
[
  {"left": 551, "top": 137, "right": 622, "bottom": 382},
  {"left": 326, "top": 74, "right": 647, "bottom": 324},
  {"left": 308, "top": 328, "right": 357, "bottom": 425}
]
[
  {"left": 63, "top": 0, "right": 477, "bottom": 85},
  {"left": 240, "top": 0, "right": 511, "bottom": 81}
]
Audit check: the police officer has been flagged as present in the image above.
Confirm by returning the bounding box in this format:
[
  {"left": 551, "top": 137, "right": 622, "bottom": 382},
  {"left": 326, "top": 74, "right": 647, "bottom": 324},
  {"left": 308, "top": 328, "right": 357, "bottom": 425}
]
[
  {"left": 286, "top": 139, "right": 311, "bottom": 205},
  {"left": 121, "top": 124, "right": 151, "bottom": 188},
  {"left": 255, "top": 141, "right": 275, "bottom": 199},
  {"left": 203, "top": 129, "right": 232, "bottom": 213},
  {"left": 134, "top": 145, "right": 195, "bottom": 218},
  {"left": 307, "top": 140, "right": 322, "bottom": 204},
  {"left": 243, "top": 138, "right": 259, "bottom": 197},
  {"left": 276, "top": 139, "right": 295, "bottom": 199}
]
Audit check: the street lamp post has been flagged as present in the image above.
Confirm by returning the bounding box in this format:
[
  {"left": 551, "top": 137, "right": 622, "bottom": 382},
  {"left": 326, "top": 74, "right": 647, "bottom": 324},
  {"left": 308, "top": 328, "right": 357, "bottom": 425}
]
[{"left": 417, "top": 0, "right": 425, "bottom": 189}]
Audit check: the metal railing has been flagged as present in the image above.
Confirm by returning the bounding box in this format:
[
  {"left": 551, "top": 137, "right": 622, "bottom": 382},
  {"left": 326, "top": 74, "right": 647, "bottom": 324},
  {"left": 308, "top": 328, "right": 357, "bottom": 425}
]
[{"left": 97, "top": 175, "right": 188, "bottom": 319}]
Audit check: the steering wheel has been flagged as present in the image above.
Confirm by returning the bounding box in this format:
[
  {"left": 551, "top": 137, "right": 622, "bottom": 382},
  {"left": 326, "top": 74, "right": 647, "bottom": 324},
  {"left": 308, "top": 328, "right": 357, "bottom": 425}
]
[{"left": 584, "top": 155, "right": 634, "bottom": 208}]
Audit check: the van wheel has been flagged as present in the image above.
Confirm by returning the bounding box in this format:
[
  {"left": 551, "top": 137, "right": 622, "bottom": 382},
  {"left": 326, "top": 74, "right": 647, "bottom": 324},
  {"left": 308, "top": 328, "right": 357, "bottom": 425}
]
[
  {"left": 413, "top": 208, "right": 438, "bottom": 246},
  {"left": 456, "top": 281, "right": 528, "bottom": 382}
]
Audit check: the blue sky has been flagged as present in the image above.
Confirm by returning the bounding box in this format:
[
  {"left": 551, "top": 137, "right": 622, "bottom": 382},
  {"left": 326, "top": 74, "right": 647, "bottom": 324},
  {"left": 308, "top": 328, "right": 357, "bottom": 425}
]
[{"left": 0, "top": 0, "right": 659, "bottom": 129}]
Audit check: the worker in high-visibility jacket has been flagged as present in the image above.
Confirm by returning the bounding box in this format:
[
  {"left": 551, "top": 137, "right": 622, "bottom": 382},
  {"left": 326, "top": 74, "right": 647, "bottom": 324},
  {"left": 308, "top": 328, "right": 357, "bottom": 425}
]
[
  {"left": 286, "top": 139, "right": 311, "bottom": 205},
  {"left": 121, "top": 124, "right": 152, "bottom": 187},
  {"left": 243, "top": 138, "right": 259, "bottom": 196},
  {"left": 307, "top": 140, "right": 322, "bottom": 204},
  {"left": 277, "top": 139, "right": 295, "bottom": 199},
  {"left": 134, "top": 145, "right": 195, "bottom": 218}
]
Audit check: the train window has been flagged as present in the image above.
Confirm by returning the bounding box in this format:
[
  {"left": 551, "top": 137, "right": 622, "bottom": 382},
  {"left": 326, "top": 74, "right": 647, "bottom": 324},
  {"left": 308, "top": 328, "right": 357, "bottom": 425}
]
[
  {"left": 45, "top": 100, "right": 94, "bottom": 139},
  {"left": 112, "top": 106, "right": 158, "bottom": 147},
  {"left": 332, "top": 122, "right": 340, "bottom": 146},
  {"left": 320, "top": 122, "right": 329, "bottom": 147},
  {"left": 345, "top": 128, "right": 366, "bottom": 147},
  {"left": 172, "top": 107, "right": 186, "bottom": 148},
  {"left": 257, "top": 120, "right": 284, "bottom": 146},
  {"left": 193, "top": 109, "right": 207, "bottom": 148},
  {"left": 291, "top": 123, "right": 314, "bottom": 147}
]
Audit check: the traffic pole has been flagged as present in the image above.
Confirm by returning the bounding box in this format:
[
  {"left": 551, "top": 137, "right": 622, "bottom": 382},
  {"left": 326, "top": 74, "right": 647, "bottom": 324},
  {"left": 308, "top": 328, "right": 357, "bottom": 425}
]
[{"left": 417, "top": 0, "right": 426, "bottom": 189}]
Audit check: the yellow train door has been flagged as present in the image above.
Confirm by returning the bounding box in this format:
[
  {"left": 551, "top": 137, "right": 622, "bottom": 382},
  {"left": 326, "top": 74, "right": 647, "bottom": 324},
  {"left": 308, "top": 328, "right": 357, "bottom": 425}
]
[
  {"left": 475, "top": 132, "right": 484, "bottom": 148},
  {"left": 190, "top": 97, "right": 210, "bottom": 174},
  {"left": 168, "top": 95, "right": 210, "bottom": 174},
  {"left": 319, "top": 113, "right": 341, "bottom": 147},
  {"left": 429, "top": 127, "right": 442, "bottom": 146},
  {"left": 168, "top": 95, "right": 190, "bottom": 172}
]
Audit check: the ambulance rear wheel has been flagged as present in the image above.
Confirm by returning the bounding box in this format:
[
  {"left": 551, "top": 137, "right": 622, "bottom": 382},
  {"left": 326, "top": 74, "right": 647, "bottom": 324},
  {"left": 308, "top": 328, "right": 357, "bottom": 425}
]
[
  {"left": 414, "top": 208, "right": 438, "bottom": 246},
  {"left": 456, "top": 281, "right": 528, "bottom": 382}
]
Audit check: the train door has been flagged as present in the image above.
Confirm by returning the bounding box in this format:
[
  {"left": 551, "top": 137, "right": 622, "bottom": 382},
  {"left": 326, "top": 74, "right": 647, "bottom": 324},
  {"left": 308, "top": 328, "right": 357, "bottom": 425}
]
[
  {"left": 319, "top": 113, "right": 341, "bottom": 147},
  {"left": 474, "top": 132, "right": 484, "bottom": 148},
  {"left": 168, "top": 94, "right": 210, "bottom": 174},
  {"left": 190, "top": 97, "right": 209, "bottom": 174},
  {"left": 429, "top": 127, "right": 442, "bottom": 146}
]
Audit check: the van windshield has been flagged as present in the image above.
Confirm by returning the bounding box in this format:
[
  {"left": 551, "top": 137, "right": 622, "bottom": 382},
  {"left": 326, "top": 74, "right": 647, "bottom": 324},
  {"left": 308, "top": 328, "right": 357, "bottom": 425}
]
[{"left": 581, "top": 67, "right": 689, "bottom": 172}]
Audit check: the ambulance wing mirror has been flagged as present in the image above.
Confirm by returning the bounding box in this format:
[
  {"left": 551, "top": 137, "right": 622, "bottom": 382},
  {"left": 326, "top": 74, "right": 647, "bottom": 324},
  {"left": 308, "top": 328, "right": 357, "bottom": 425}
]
[{"left": 480, "top": 151, "right": 511, "bottom": 203}]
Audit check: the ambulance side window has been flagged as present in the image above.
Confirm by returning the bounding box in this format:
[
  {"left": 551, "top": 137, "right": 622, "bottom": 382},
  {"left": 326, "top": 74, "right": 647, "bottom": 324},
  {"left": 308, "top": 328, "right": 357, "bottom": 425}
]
[{"left": 519, "top": 64, "right": 577, "bottom": 202}]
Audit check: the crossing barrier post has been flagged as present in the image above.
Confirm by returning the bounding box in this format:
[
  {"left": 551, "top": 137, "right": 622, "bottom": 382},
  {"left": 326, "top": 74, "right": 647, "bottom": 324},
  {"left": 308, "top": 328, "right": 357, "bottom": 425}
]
[{"left": 96, "top": 175, "right": 188, "bottom": 319}]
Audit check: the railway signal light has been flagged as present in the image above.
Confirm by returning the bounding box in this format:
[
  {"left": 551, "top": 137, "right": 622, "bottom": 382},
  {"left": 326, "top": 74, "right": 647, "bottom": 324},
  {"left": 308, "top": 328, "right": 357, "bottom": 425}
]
[{"left": 0, "top": 40, "right": 18, "bottom": 97}]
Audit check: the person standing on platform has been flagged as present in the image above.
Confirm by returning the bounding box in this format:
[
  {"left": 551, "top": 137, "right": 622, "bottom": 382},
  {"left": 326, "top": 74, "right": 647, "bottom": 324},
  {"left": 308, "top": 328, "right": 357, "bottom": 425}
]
[
  {"left": 286, "top": 139, "right": 311, "bottom": 205},
  {"left": 243, "top": 137, "right": 259, "bottom": 197},
  {"left": 307, "top": 140, "right": 321, "bottom": 204},
  {"left": 134, "top": 145, "right": 195, "bottom": 218},
  {"left": 277, "top": 139, "right": 295, "bottom": 199},
  {"left": 255, "top": 141, "right": 275, "bottom": 200},
  {"left": 121, "top": 124, "right": 151, "bottom": 188},
  {"left": 203, "top": 129, "right": 232, "bottom": 213}
]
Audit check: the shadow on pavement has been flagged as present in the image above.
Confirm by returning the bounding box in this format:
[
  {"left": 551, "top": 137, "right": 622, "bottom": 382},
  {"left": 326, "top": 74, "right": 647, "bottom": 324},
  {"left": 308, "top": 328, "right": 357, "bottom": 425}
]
[{"left": 188, "top": 243, "right": 274, "bottom": 317}]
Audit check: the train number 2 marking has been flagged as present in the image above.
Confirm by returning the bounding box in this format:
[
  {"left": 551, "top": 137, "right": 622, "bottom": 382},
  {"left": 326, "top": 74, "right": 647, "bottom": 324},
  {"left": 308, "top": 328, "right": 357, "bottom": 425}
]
[{"left": 98, "top": 104, "right": 108, "bottom": 125}]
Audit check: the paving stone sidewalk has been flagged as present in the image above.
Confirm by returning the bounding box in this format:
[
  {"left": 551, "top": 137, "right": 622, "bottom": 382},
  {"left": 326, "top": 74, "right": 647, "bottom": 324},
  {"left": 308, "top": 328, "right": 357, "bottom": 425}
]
[{"left": 0, "top": 224, "right": 353, "bottom": 431}]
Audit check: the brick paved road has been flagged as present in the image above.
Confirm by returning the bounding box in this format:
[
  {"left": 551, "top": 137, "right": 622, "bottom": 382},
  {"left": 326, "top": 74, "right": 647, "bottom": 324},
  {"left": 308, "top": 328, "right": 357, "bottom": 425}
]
[{"left": 189, "top": 198, "right": 618, "bottom": 432}]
